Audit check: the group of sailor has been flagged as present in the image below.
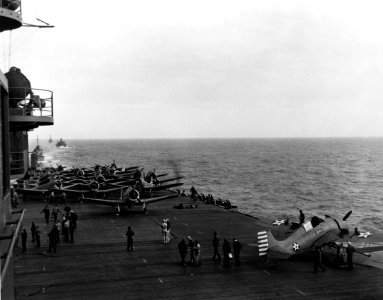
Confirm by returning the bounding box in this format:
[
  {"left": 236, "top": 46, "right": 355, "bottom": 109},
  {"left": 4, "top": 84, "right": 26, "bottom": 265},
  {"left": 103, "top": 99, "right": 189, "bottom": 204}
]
[{"left": 179, "top": 186, "right": 233, "bottom": 209}]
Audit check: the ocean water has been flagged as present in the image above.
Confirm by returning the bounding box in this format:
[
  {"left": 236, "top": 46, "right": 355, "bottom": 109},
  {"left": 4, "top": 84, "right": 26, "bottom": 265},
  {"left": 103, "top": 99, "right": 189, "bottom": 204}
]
[{"left": 34, "top": 138, "right": 383, "bottom": 232}]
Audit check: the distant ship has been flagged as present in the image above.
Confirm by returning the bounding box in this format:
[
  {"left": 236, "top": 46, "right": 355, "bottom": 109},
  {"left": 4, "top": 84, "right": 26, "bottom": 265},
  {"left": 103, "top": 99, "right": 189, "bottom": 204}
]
[
  {"left": 56, "top": 138, "right": 67, "bottom": 148},
  {"left": 49, "top": 135, "right": 53, "bottom": 143},
  {"left": 31, "top": 138, "right": 44, "bottom": 169}
]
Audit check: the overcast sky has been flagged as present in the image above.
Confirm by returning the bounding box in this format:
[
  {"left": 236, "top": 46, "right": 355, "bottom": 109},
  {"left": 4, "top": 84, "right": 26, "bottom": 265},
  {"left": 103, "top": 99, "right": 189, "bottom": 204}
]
[{"left": 2, "top": 0, "right": 383, "bottom": 139}]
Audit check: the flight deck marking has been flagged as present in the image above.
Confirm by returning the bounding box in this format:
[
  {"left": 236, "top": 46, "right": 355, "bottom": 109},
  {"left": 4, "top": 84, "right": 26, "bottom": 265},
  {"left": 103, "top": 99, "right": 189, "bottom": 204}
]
[
  {"left": 296, "top": 289, "right": 306, "bottom": 296},
  {"left": 263, "top": 270, "right": 271, "bottom": 275},
  {"left": 143, "top": 259, "right": 147, "bottom": 263},
  {"left": 158, "top": 278, "right": 163, "bottom": 283}
]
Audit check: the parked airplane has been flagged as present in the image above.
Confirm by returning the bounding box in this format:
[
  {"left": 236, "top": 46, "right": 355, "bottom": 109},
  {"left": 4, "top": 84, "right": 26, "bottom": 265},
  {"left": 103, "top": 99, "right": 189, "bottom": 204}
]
[
  {"left": 82, "top": 186, "right": 178, "bottom": 214},
  {"left": 257, "top": 211, "right": 381, "bottom": 262}
]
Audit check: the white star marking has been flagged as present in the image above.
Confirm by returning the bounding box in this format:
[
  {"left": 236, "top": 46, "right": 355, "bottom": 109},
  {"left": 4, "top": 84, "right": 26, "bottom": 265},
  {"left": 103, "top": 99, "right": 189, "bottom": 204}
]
[
  {"left": 293, "top": 243, "right": 300, "bottom": 252},
  {"left": 357, "top": 231, "right": 373, "bottom": 238},
  {"left": 272, "top": 219, "right": 285, "bottom": 226}
]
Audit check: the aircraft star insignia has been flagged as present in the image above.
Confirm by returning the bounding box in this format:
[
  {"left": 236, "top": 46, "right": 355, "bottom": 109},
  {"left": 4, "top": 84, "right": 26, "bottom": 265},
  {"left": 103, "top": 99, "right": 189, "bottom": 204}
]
[
  {"left": 357, "top": 231, "right": 373, "bottom": 238},
  {"left": 293, "top": 242, "right": 300, "bottom": 252},
  {"left": 272, "top": 219, "right": 285, "bottom": 226}
]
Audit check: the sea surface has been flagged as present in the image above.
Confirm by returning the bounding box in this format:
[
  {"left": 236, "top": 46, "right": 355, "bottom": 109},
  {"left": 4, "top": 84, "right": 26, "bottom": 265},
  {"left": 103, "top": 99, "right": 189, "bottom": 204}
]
[{"left": 32, "top": 138, "right": 383, "bottom": 232}]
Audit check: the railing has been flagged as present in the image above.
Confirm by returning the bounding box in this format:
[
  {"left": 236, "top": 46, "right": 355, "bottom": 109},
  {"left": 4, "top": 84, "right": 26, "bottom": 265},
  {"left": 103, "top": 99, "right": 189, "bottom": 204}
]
[
  {"left": 1, "top": 209, "right": 26, "bottom": 285},
  {"left": 0, "top": 0, "right": 22, "bottom": 12},
  {"left": 8, "top": 87, "right": 53, "bottom": 118},
  {"left": 10, "top": 152, "right": 24, "bottom": 175},
  {"left": 0, "top": 0, "right": 23, "bottom": 31}
]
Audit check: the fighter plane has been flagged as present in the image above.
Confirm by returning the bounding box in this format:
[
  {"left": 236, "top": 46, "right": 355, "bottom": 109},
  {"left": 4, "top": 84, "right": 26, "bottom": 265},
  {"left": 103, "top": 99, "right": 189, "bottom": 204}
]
[
  {"left": 257, "top": 211, "right": 382, "bottom": 264},
  {"left": 82, "top": 186, "right": 178, "bottom": 214},
  {"left": 16, "top": 174, "right": 62, "bottom": 197}
]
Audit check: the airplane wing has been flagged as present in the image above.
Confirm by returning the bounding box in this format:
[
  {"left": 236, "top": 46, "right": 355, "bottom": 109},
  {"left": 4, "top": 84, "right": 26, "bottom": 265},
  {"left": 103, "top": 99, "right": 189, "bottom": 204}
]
[
  {"left": 140, "top": 193, "right": 178, "bottom": 204},
  {"left": 94, "top": 186, "right": 125, "bottom": 193},
  {"left": 143, "top": 182, "right": 183, "bottom": 191},
  {"left": 82, "top": 197, "right": 123, "bottom": 206},
  {"left": 15, "top": 188, "right": 48, "bottom": 195}
]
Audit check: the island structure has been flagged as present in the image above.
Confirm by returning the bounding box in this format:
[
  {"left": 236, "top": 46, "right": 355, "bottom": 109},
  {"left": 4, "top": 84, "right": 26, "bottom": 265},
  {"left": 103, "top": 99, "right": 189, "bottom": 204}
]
[{"left": 0, "top": 1, "right": 54, "bottom": 299}]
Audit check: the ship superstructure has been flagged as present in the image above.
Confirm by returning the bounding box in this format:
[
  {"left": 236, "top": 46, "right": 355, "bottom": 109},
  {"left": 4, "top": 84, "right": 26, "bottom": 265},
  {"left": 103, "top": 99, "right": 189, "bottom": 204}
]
[{"left": 0, "top": 1, "right": 54, "bottom": 298}]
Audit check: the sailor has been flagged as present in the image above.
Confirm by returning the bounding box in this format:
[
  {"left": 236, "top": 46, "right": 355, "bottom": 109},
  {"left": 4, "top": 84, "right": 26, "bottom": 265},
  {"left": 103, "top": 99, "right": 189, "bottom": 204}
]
[
  {"left": 31, "top": 221, "right": 37, "bottom": 243},
  {"left": 299, "top": 210, "right": 305, "bottom": 225},
  {"left": 51, "top": 204, "right": 61, "bottom": 223},
  {"left": 165, "top": 219, "right": 171, "bottom": 243},
  {"left": 187, "top": 236, "right": 195, "bottom": 264},
  {"left": 335, "top": 245, "right": 345, "bottom": 269},
  {"left": 212, "top": 231, "right": 221, "bottom": 261},
  {"left": 233, "top": 238, "right": 242, "bottom": 266},
  {"left": 125, "top": 226, "right": 134, "bottom": 251},
  {"left": 178, "top": 239, "right": 188, "bottom": 266},
  {"left": 194, "top": 240, "right": 201, "bottom": 266},
  {"left": 313, "top": 245, "right": 326, "bottom": 273},
  {"left": 69, "top": 220, "right": 75, "bottom": 243},
  {"left": 222, "top": 239, "right": 231, "bottom": 267},
  {"left": 35, "top": 226, "right": 41, "bottom": 248},
  {"left": 40, "top": 204, "right": 50, "bottom": 224},
  {"left": 190, "top": 186, "right": 198, "bottom": 200},
  {"left": 161, "top": 219, "right": 168, "bottom": 244},
  {"left": 346, "top": 242, "right": 356, "bottom": 270},
  {"left": 21, "top": 228, "right": 27, "bottom": 252}
]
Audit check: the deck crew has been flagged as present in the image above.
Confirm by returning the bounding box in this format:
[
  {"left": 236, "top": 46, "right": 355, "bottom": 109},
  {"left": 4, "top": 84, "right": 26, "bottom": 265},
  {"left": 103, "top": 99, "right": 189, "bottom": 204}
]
[
  {"left": 161, "top": 219, "right": 168, "bottom": 244},
  {"left": 40, "top": 205, "right": 50, "bottom": 224},
  {"left": 313, "top": 245, "right": 326, "bottom": 273},
  {"left": 346, "top": 242, "right": 356, "bottom": 270},
  {"left": 165, "top": 219, "right": 171, "bottom": 243},
  {"left": 194, "top": 240, "right": 201, "bottom": 266},
  {"left": 21, "top": 228, "right": 27, "bottom": 252},
  {"left": 125, "top": 226, "right": 134, "bottom": 251},
  {"left": 31, "top": 222, "right": 37, "bottom": 243},
  {"left": 188, "top": 236, "right": 195, "bottom": 264},
  {"left": 233, "top": 238, "right": 242, "bottom": 266},
  {"left": 222, "top": 239, "right": 231, "bottom": 267},
  {"left": 178, "top": 239, "right": 188, "bottom": 266},
  {"left": 212, "top": 231, "right": 221, "bottom": 261},
  {"left": 35, "top": 226, "right": 41, "bottom": 248},
  {"left": 51, "top": 205, "right": 61, "bottom": 223},
  {"left": 299, "top": 209, "right": 305, "bottom": 225}
]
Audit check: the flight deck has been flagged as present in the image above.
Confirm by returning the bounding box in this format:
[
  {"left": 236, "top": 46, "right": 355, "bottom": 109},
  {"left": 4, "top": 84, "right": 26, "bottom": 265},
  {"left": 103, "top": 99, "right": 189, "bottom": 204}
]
[{"left": 13, "top": 194, "right": 383, "bottom": 299}]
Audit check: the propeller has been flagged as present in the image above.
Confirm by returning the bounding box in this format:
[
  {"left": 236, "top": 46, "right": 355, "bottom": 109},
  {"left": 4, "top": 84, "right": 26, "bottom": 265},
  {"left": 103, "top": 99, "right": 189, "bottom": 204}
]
[{"left": 342, "top": 210, "right": 352, "bottom": 221}]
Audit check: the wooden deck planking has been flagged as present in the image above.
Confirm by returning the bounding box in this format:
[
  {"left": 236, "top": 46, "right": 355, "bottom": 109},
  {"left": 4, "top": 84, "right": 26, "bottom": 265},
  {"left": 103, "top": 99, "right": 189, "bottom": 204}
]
[{"left": 13, "top": 195, "right": 383, "bottom": 299}]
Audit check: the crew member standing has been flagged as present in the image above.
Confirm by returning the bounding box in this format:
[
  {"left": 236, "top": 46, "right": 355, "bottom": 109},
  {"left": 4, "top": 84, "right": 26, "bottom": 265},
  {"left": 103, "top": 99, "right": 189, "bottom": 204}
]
[
  {"left": 41, "top": 205, "right": 50, "bottom": 224},
  {"left": 212, "top": 231, "right": 221, "bottom": 261},
  {"left": 51, "top": 205, "right": 61, "bottom": 223},
  {"left": 222, "top": 239, "right": 231, "bottom": 267},
  {"left": 125, "top": 226, "right": 134, "bottom": 251},
  {"left": 233, "top": 238, "right": 242, "bottom": 266},
  {"left": 188, "top": 236, "right": 195, "bottom": 264},
  {"left": 21, "top": 228, "right": 27, "bottom": 252},
  {"left": 194, "top": 240, "right": 201, "bottom": 266},
  {"left": 178, "top": 239, "right": 188, "bottom": 266},
  {"left": 346, "top": 242, "right": 355, "bottom": 270},
  {"left": 299, "top": 209, "right": 305, "bottom": 225},
  {"left": 31, "top": 221, "right": 37, "bottom": 243},
  {"left": 161, "top": 219, "right": 168, "bottom": 244},
  {"left": 313, "top": 246, "right": 326, "bottom": 273},
  {"left": 35, "top": 226, "right": 41, "bottom": 248}
]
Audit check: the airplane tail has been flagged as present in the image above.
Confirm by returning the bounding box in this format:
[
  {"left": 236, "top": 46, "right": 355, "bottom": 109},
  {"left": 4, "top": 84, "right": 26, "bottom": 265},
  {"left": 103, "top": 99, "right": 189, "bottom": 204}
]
[
  {"left": 257, "top": 231, "right": 268, "bottom": 256},
  {"left": 257, "top": 230, "right": 280, "bottom": 257}
]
